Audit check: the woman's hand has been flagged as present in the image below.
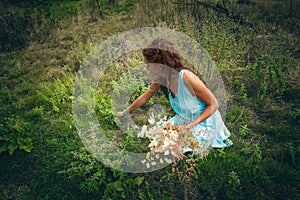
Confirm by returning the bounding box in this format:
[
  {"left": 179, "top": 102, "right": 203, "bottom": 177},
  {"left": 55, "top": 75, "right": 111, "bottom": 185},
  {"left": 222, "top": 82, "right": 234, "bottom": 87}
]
[
  {"left": 184, "top": 121, "right": 196, "bottom": 129},
  {"left": 117, "top": 84, "right": 158, "bottom": 118},
  {"left": 117, "top": 109, "right": 129, "bottom": 117},
  {"left": 180, "top": 118, "right": 199, "bottom": 129},
  {"left": 180, "top": 122, "right": 193, "bottom": 130},
  {"left": 185, "top": 123, "right": 194, "bottom": 129},
  {"left": 117, "top": 111, "right": 125, "bottom": 117}
]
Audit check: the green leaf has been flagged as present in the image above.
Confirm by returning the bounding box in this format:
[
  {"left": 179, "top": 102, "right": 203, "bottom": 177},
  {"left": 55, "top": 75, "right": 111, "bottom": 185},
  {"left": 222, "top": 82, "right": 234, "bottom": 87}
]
[
  {"left": 0, "top": 135, "right": 11, "bottom": 142},
  {"left": 0, "top": 145, "right": 8, "bottom": 153},
  {"left": 46, "top": 138, "right": 57, "bottom": 145},
  {"left": 135, "top": 176, "right": 144, "bottom": 186},
  {"left": 121, "top": 191, "right": 126, "bottom": 199},
  {"left": 113, "top": 181, "right": 124, "bottom": 192},
  {"left": 8, "top": 142, "right": 18, "bottom": 155},
  {"left": 19, "top": 138, "right": 33, "bottom": 152}
]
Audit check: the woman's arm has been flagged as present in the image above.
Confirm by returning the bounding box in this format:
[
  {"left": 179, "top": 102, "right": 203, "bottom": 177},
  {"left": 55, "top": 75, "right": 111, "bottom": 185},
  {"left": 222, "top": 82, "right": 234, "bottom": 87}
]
[
  {"left": 117, "top": 83, "right": 159, "bottom": 117},
  {"left": 183, "top": 71, "right": 219, "bottom": 128}
]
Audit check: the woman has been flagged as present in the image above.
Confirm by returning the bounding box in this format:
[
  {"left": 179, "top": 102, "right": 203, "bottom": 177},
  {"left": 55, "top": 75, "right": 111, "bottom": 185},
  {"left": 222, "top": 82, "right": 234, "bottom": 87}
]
[{"left": 117, "top": 38, "right": 232, "bottom": 151}]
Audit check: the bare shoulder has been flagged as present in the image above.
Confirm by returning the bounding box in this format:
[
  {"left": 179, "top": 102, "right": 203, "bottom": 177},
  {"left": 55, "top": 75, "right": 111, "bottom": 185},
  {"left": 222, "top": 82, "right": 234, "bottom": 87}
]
[
  {"left": 182, "top": 70, "right": 216, "bottom": 104},
  {"left": 182, "top": 70, "right": 203, "bottom": 85}
]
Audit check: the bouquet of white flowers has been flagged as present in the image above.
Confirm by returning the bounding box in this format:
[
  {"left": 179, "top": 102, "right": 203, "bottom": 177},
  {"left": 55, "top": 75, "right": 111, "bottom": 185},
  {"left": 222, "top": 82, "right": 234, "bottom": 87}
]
[{"left": 139, "top": 114, "right": 210, "bottom": 179}]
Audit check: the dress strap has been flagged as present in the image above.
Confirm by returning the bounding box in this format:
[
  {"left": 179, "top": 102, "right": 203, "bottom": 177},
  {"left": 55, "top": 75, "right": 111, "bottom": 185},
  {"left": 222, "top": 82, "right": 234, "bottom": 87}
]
[{"left": 178, "top": 69, "right": 186, "bottom": 82}]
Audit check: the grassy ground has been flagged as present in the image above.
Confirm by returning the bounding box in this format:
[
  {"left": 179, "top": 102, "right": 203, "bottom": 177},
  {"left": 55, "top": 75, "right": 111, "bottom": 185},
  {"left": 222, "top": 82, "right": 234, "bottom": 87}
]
[{"left": 0, "top": 0, "right": 299, "bottom": 199}]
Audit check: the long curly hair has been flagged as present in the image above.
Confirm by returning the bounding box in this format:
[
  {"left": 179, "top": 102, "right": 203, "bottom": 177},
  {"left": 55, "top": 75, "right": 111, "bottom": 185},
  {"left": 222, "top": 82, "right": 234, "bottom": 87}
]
[{"left": 142, "top": 38, "right": 194, "bottom": 97}]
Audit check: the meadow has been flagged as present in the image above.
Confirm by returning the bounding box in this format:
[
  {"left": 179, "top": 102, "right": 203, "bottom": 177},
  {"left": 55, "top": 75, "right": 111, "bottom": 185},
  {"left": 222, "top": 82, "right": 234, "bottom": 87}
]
[{"left": 0, "top": 0, "right": 299, "bottom": 199}]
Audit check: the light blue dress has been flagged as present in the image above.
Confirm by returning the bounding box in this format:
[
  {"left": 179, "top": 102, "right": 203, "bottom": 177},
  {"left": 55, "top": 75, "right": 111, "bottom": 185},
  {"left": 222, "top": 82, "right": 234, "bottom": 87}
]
[{"left": 168, "top": 70, "right": 233, "bottom": 152}]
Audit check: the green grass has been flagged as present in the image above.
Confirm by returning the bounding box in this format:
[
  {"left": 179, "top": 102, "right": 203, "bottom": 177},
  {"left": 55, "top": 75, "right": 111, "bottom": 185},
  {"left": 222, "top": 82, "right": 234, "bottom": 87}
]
[{"left": 0, "top": 0, "right": 299, "bottom": 199}]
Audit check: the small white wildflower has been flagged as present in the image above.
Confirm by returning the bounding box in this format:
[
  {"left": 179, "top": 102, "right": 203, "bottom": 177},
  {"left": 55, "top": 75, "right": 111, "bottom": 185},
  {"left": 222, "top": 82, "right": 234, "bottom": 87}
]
[
  {"left": 146, "top": 152, "right": 151, "bottom": 159},
  {"left": 151, "top": 161, "right": 156, "bottom": 166},
  {"left": 148, "top": 113, "right": 155, "bottom": 125},
  {"left": 148, "top": 138, "right": 158, "bottom": 147},
  {"left": 162, "top": 129, "right": 168, "bottom": 135},
  {"left": 156, "top": 148, "right": 165, "bottom": 153},
  {"left": 162, "top": 138, "right": 171, "bottom": 150},
  {"left": 138, "top": 125, "right": 147, "bottom": 138},
  {"left": 169, "top": 130, "right": 178, "bottom": 141},
  {"left": 156, "top": 154, "right": 160, "bottom": 159},
  {"left": 164, "top": 157, "right": 172, "bottom": 163},
  {"left": 141, "top": 159, "right": 146, "bottom": 164},
  {"left": 146, "top": 163, "right": 150, "bottom": 168},
  {"left": 164, "top": 150, "right": 169, "bottom": 156},
  {"left": 160, "top": 158, "right": 164, "bottom": 164}
]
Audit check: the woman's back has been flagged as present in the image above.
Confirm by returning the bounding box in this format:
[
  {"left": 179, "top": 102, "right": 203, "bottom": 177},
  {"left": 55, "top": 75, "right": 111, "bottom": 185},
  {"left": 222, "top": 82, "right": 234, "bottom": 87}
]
[
  {"left": 169, "top": 69, "right": 207, "bottom": 123},
  {"left": 168, "top": 69, "right": 232, "bottom": 149}
]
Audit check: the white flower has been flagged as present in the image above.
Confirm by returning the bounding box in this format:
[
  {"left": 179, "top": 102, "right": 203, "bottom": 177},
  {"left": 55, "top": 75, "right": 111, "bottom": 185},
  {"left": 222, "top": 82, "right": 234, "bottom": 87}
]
[
  {"left": 148, "top": 138, "right": 158, "bottom": 148},
  {"left": 162, "top": 138, "right": 171, "bottom": 148},
  {"left": 172, "top": 140, "right": 178, "bottom": 146},
  {"left": 138, "top": 125, "right": 147, "bottom": 138},
  {"left": 169, "top": 130, "right": 178, "bottom": 141},
  {"left": 146, "top": 163, "right": 150, "bottom": 168},
  {"left": 151, "top": 161, "right": 156, "bottom": 166},
  {"left": 162, "top": 129, "right": 168, "bottom": 135},
  {"left": 164, "top": 150, "right": 169, "bottom": 156},
  {"left": 148, "top": 113, "right": 156, "bottom": 125},
  {"left": 164, "top": 157, "right": 173, "bottom": 163},
  {"left": 155, "top": 147, "right": 164, "bottom": 153},
  {"left": 146, "top": 152, "right": 151, "bottom": 159}
]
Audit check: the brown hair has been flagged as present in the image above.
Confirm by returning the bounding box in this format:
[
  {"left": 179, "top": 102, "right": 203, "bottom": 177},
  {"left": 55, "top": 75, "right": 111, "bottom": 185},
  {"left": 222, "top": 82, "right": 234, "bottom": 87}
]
[
  {"left": 142, "top": 38, "right": 194, "bottom": 97},
  {"left": 142, "top": 38, "right": 191, "bottom": 72}
]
